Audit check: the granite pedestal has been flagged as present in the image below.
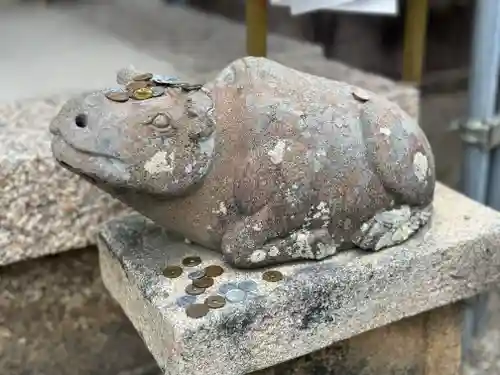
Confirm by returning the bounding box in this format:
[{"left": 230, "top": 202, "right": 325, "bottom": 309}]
[{"left": 97, "top": 183, "right": 500, "bottom": 375}]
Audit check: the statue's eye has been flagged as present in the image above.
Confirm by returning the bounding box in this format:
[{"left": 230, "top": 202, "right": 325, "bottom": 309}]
[{"left": 151, "top": 113, "right": 171, "bottom": 128}]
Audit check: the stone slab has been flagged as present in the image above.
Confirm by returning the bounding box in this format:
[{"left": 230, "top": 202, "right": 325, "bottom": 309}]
[{"left": 98, "top": 183, "right": 500, "bottom": 375}]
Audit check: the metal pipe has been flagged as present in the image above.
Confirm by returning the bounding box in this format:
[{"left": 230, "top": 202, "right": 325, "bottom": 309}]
[
  {"left": 461, "top": 0, "right": 500, "bottom": 365},
  {"left": 487, "top": 22, "right": 500, "bottom": 210},
  {"left": 402, "top": 0, "right": 429, "bottom": 85},
  {"left": 462, "top": 0, "right": 500, "bottom": 203},
  {"left": 246, "top": 0, "right": 268, "bottom": 57}
]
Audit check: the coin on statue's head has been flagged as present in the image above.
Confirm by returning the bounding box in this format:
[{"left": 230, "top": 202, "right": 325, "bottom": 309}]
[
  {"left": 105, "top": 90, "right": 129, "bottom": 103},
  {"left": 132, "top": 72, "right": 153, "bottom": 82}
]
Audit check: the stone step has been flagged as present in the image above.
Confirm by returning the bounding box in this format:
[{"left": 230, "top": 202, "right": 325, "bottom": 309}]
[{"left": 97, "top": 183, "right": 500, "bottom": 375}]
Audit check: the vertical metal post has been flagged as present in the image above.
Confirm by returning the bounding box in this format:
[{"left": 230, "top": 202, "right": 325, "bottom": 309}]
[
  {"left": 462, "top": 0, "right": 500, "bottom": 204},
  {"left": 402, "top": 0, "right": 429, "bottom": 84},
  {"left": 461, "top": 0, "right": 500, "bottom": 364},
  {"left": 487, "top": 39, "right": 500, "bottom": 209},
  {"left": 246, "top": 0, "right": 268, "bottom": 57}
]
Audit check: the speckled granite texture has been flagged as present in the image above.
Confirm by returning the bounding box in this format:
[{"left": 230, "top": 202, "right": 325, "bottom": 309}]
[
  {"left": 98, "top": 183, "right": 500, "bottom": 375},
  {"left": 0, "top": 2, "right": 418, "bottom": 268},
  {"left": 0, "top": 247, "right": 159, "bottom": 375},
  {"left": 0, "top": 94, "right": 131, "bottom": 267}
]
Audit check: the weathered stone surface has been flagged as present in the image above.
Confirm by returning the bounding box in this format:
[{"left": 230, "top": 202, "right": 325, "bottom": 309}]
[
  {"left": 98, "top": 183, "right": 500, "bottom": 375},
  {"left": 266, "top": 303, "right": 462, "bottom": 375},
  {"left": 0, "top": 247, "right": 158, "bottom": 375},
  {"left": 51, "top": 56, "right": 433, "bottom": 269}
]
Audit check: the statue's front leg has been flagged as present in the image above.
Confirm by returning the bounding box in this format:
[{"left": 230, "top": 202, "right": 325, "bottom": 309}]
[{"left": 221, "top": 205, "right": 338, "bottom": 269}]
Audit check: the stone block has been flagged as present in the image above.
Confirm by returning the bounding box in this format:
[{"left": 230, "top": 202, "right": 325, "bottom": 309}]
[
  {"left": 98, "top": 183, "right": 500, "bottom": 375},
  {"left": 0, "top": 247, "right": 160, "bottom": 375}
]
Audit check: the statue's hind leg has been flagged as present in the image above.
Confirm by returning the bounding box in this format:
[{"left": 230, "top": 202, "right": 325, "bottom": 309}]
[{"left": 351, "top": 204, "right": 432, "bottom": 251}]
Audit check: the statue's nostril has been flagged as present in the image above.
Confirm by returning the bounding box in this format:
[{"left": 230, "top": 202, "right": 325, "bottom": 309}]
[{"left": 75, "top": 114, "right": 87, "bottom": 128}]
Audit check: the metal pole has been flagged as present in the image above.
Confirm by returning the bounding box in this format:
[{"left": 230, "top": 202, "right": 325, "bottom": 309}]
[
  {"left": 402, "top": 0, "right": 429, "bottom": 85},
  {"left": 461, "top": 0, "right": 500, "bottom": 365},
  {"left": 462, "top": 0, "right": 500, "bottom": 204},
  {"left": 487, "top": 44, "right": 500, "bottom": 209},
  {"left": 246, "top": 0, "right": 268, "bottom": 57}
]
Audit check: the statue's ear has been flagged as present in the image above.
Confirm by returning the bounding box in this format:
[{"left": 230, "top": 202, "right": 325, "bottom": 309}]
[
  {"left": 116, "top": 65, "right": 141, "bottom": 85},
  {"left": 184, "top": 91, "right": 216, "bottom": 141}
]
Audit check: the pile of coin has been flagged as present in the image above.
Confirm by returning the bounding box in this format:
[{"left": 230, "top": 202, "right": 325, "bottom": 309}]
[
  {"left": 104, "top": 72, "right": 204, "bottom": 103},
  {"left": 162, "top": 257, "right": 284, "bottom": 320}
]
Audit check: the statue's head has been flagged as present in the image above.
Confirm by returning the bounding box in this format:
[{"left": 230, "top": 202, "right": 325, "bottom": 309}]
[{"left": 50, "top": 86, "right": 216, "bottom": 198}]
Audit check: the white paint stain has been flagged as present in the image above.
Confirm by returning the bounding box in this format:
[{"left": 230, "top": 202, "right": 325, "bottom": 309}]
[
  {"left": 252, "top": 222, "right": 263, "bottom": 231},
  {"left": 315, "top": 242, "right": 337, "bottom": 259},
  {"left": 294, "top": 230, "right": 314, "bottom": 258},
  {"left": 268, "top": 140, "right": 286, "bottom": 164},
  {"left": 380, "top": 127, "right": 391, "bottom": 136},
  {"left": 144, "top": 151, "right": 175, "bottom": 175},
  {"left": 317, "top": 201, "right": 327, "bottom": 210},
  {"left": 343, "top": 218, "right": 352, "bottom": 231},
  {"left": 212, "top": 201, "right": 228, "bottom": 216},
  {"left": 249, "top": 250, "right": 267, "bottom": 263},
  {"left": 413, "top": 152, "right": 428, "bottom": 182},
  {"left": 268, "top": 246, "right": 279, "bottom": 257}
]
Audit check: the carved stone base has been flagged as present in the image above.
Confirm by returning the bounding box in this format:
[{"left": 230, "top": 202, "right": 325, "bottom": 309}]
[{"left": 98, "top": 183, "right": 500, "bottom": 375}]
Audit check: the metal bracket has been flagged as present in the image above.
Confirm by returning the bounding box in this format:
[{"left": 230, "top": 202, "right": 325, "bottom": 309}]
[{"left": 450, "top": 116, "right": 500, "bottom": 150}]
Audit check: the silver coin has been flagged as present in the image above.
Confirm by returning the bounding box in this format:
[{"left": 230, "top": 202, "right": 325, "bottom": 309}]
[
  {"left": 238, "top": 280, "right": 258, "bottom": 292},
  {"left": 218, "top": 282, "right": 238, "bottom": 295},
  {"left": 152, "top": 74, "right": 179, "bottom": 85},
  {"left": 151, "top": 86, "right": 165, "bottom": 97},
  {"left": 225, "top": 288, "right": 247, "bottom": 303},
  {"left": 176, "top": 295, "right": 196, "bottom": 308},
  {"left": 246, "top": 291, "right": 259, "bottom": 300},
  {"left": 188, "top": 270, "right": 206, "bottom": 280}
]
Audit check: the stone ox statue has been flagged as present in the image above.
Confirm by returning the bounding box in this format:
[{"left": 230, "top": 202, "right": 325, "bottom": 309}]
[{"left": 50, "top": 57, "right": 435, "bottom": 269}]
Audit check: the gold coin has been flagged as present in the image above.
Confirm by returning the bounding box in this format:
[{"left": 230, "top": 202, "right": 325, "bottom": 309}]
[
  {"left": 262, "top": 270, "right": 283, "bottom": 282},
  {"left": 182, "top": 256, "right": 202, "bottom": 267},
  {"left": 126, "top": 81, "right": 149, "bottom": 91},
  {"left": 193, "top": 276, "right": 214, "bottom": 289},
  {"left": 186, "top": 303, "right": 209, "bottom": 319},
  {"left": 204, "top": 265, "right": 224, "bottom": 277},
  {"left": 185, "top": 283, "right": 205, "bottom": 296},
  {"left": 131, "top": 88, "right": 153, "bottom": 100},
  {"left": 132, "top": 72, "right": 153, "bottom": 81},
  {"left": 105, "top": 90, "right": 129, "bottom": 103},
  {"left": 204, "top": 295, "right": 226, "bottom": 309},
  {"left": 163, "top": 265, "right": 182, "bottom": 279}
]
